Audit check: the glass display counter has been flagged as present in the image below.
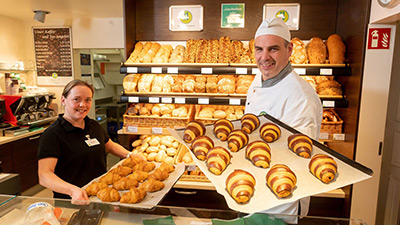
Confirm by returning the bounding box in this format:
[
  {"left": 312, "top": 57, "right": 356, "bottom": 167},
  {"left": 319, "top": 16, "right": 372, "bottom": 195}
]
[{"left": 0, "top": 194, "right": 366, "bottom": 225}]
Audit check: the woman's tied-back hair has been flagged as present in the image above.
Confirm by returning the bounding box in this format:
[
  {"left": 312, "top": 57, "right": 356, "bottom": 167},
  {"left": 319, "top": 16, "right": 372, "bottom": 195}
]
[{"left": 62, "top": 79, "right": 94, "bottom": 98}]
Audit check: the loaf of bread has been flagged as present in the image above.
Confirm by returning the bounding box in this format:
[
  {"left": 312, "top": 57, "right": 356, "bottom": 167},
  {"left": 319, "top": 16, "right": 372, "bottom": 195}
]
[
  {"left": 152, "top": 44, "right": 172, "bottom": 63},
  {"left": 241, "top": 113, "right": 260, "bottom": 134},
  {"left": 198, "top": 107, "right": 215, "bottom": 118},
  {"left": 183, "top": 75, "right": 196, "bottom": 93},
  {"left": 249, "top": 39, "right": 255, "bottom": 63},
  {"left": 309, "top": 154, "right": 338, "bottom": 183},
  {"left": 290, "top": 38, "right": 308, "bottom": 64},
  {"left": 287, "top": 133, "right": 313, "bottom": 158},
  {"left": 183, "top": 39, "right": 197, "bottom": 63},
  {"left": 171, "top": 76, "right": 184, "bottom": 93},
  {"left": 206, "top": 75, "right": 218, "bottom": 93},
  {"left": 138, "top": 74, "right": 155, "bottom": 92},
  {"left": 245, "top": 141, "right": 271, "bottom": 168},
  {"left": 259, "top": 122, "right": 281, "bottom": 143},
  {"left": 195, "top": 39, "right": 208, "bottom": 63},
  {"left": 226, "top": 169, "right": 256, "bottom": 203},
  {"left": 191, "top": 135, "right": 214, "bottom": 161},
  {"left": 306, "top": 37, "right": 327, "bottom": 64},
  {"left": 213, "top": 110, "right": 227, "bottom": 119},
  {"left": 214, "top": 118, "right": 234, "bottom": 141},
  {"left": 141, "top": 42, "right": 161, "bottom": 63},
  {"left": 218, "top": 75, "right": 236, "bottom": 94},
  {"left": 227, "top": 129, "right": 249, "bottom": 152},
  {"left": 266, "top": 164, "right": 297, "bottom": 198},
  {"left": 184, "top": 121, "right": 206, "bottom": 143},
  {"left": 231, "top": 40, "right": 244, "bottom": 63},
  {"left": 239, "top": 48, "right": 253, "bottom": 64},
  {"left": 219, "top": 36, "right": 232, "bottom": 63},
  {"left": 169, "top": 45, "right": 185, "bottom": 63},
  {"left": 123, "top": 74, "right": 140, "bottom": 92},
  {"left": 162, "top": 75, "right": 174, "bottom": 93},
  {"left": 126, "top": 42, "right": 144, "bottom": 63},
  {"left": 236, "top": 75, "right": 254, "bottom": 94},
  {"left": 317, "top": 80, "right": 342, "bottom": 95},
  {"left": 135, "top": 42, "right": 152, "bottom": 63},
  {"left": 206, "top": 146, "right": 231, "bottom": 175},
  {"left": 194, "top": 76, "right": 206, "bottom": 93},
  {"left": 151, "top": 75, "right": 164, "bottom": 92},
  {"left": 327, "top": 34, "right": 346, "bottom": 64}
]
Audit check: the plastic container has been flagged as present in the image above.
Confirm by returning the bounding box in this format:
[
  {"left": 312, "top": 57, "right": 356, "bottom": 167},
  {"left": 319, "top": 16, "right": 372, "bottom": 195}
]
[{"left": 24, "top": 202, "right": 61, "bottom": 225}]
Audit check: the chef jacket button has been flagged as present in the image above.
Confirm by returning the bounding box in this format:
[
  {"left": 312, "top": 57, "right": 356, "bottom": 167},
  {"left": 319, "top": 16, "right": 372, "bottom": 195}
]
[
  {"left": 247, "top": 102, "right": 250, "bottom": 105},
  {"left": 253, "top": 89, "right": 256, "bottom": 93}
]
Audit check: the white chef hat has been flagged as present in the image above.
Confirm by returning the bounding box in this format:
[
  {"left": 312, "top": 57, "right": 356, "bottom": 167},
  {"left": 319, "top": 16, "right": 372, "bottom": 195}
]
[{"left": 255, "top": 17, "right": 291, "bottom": 42}]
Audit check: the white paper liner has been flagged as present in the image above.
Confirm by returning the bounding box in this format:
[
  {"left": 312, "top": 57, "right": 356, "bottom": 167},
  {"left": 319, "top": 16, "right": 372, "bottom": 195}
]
[
  {"left": 83, "top": 160, "right": 185, "bottom": 209},
  {"left": 168, "top": 116, "right": 371, "bottom": 213}
]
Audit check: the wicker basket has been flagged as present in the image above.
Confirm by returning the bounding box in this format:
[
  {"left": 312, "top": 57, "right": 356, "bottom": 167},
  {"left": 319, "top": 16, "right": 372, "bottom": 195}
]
[
  {"left": 194, "top": 105, "right": 245, "bottom": 125},
  {"left": 320, "top": 109, "right": 343, "bottom": 134},
  {"left": 123, "top": 104, "right": 195, "bottom": 128}
]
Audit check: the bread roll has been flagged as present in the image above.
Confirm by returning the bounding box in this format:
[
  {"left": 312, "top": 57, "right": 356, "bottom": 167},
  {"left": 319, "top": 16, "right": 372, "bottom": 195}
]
[
  {"left": 227, "top": 129, "right": 249, "bottom": 152},
  {"left": 218, "top": 75, "right": 236, "bottom": 94},
  {"left": 191, "top": 135, "right": 214, "bottom": 160},
  {"left": 213, "top": 110, "right": 227, "bottom": 119},
  {"left": 184, "top": 121, "right": 206, "bottom": 143},
  {"left": 151, "top": 75, "right": 164, "bottom": 92},
  {"left": 206, "top": 75, "right": 218, "bottom": 93},
  {"left": 171, "top": 76, "right": 184, "bottom": 93},
  {"left": 245, "top": 141, "right": 271, "bottom": 168},
  {"left": 198, "top": 107, "right": 215, "bottom": 118},
  {"left": 241, "top": 113, "right": 260, "bottom": 134},
  {"left": 162, "top": 75, "right": 174, "bottom": 93},
  {"left": 183, "top": 75, "right": 196, "bottom": 93},
  {"left": 316, "top": 80, "right": 342, "bottom": 95},
  {"left": 266, "top": 164, "right": 297, "bottom": 198},
  {"left": 206, "top": 146, "right": 231, "bottom": 175},
  {"left": 138, "top": 74, "right": 155, "bottom": 92},
  {"left": 123, "top": 74, "right": 140, "bottom": 92},
  {"left": 287, "top": 133, "right": 313, "bottom": 158},
  {"left": 306, "top": 37, "right": 327, "bottom": 64},
  {"left": 327, "top": 34, "right": 346, "bottom": 64},
  {"left": 259, "top": 122, "right": 281, "bottom": 143},
  {"left": 213, "top": 118, "right": 234, "bottom": 141},
  {"left": 309, "top": 154, "right": 338, "bottom": 183},
  {"left": 226, "top": 169, "right": 256, "bottom": 203},
  {"left": 290, "top": 38, "right": 308, "bottom": 64}
]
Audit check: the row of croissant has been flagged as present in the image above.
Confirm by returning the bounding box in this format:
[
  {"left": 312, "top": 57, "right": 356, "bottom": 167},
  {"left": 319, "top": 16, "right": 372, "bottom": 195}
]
[{"left": 125, "top": 34, "right": 346, "bottom": 65}]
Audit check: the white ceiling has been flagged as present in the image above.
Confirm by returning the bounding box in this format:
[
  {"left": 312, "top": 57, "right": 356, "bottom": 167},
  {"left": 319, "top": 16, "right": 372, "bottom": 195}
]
[{"left": 0, "top": 0, "right": 123, "bottom": 21}]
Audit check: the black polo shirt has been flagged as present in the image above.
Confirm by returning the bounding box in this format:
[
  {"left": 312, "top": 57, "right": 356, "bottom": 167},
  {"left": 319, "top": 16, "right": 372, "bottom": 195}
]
[{"left": 38, "top": 114, "right": 109, "bottom": 199}]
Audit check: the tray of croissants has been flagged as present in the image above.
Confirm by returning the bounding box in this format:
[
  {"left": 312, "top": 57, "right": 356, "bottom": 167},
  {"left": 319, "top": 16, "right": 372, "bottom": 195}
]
[
  {"left": 167, "top": 114, "right": 372, "bottom": 213},
  {"left": 83, "top": 156, "right": 185, "bottom": 208}
]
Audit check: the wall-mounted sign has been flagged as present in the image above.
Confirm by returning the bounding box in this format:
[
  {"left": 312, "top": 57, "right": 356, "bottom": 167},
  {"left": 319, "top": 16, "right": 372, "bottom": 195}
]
[
  {"left": 169, "top": 5, "right": 203, "bottom": 31},
  {"left": 221, "top": 3, "right": 245, "bottom": 28},
  {"left": 33, "top": 27, "right": 73, "bottom": 86},
  {"left": 367, "top": 28, "right": 391, "bottom": 49},
  {"left": 263, "top": 3, "right": 300, "bottom": 30}
]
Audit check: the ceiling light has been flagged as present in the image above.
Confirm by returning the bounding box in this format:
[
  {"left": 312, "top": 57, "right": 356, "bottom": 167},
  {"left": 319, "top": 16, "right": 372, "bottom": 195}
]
[{"left": 33, "top": 10, "right": 50, "bottom": 23}]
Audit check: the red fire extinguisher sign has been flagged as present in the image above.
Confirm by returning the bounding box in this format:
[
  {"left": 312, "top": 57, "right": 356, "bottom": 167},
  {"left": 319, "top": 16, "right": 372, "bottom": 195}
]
[{"left": 368, "top": 28, "right": 391, "bottom": 50}]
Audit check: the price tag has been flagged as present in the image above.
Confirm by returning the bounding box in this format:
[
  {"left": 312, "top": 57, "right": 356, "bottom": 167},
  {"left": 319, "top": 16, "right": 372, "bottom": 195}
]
[
  {"left": 151, "top": 67, "right": 162, "bottom": 74},
  {"left": 333, "top": 133, "right": 345, "bottom": 141},
  {"left": 187, "top": 165, "right": 197, "bottom": 171},
  {"left": 161, "top": 97, "right": 172, "bottom": 103},
  {"left": 126, "top": 126, "right": 138, "bottom": 133},
  {"left": 149, "top": 97, "right": 159, "bottom": 103},
  {"left": 128, "top": 97, "right": 139, "bottom": 103},
  {"left": 201, "top": 68, "right": 213, "bottom": 74},
  {"left": 229, "top": 98, "right": 241, "bottom": 105},
  {"left": 126, "top": 67, "right": 138, "bottom": 73},
  {"left": 198, "top": 98, "right": 209, "bottom": 104},
  {"left": 294, "top": 68, "right": 306, "bottom": 75},
  {"left": 235, "top": 68, "right": 247, "bottom": 74},
  {"left": 167, "top": 67, "right": 178, "bottom": 74},
  {"left": 320, "top": 69, "right": 333, "bottom": 75},
  {"left": 152, "top": 127, "right": 163, "bottom": 134},
  {"left": 252, "top": 68, "right": 260, "bottom": 74},
  {"left": 323, "top": 101, "right": 335, "bottom": 107},
  {"left": 175, "top": 97, "right": 186, "bottom": 104},
  {"left": 319, "top": 133, "right": 329, "bottom": 140}
]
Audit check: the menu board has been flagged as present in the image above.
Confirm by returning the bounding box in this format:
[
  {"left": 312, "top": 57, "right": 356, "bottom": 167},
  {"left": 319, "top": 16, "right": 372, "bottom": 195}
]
[{"left": 33, "top": 27, "right": 73, "bottom": 78}]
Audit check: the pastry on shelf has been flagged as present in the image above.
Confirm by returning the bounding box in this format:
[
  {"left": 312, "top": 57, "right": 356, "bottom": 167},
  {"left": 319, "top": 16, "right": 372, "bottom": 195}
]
[
  {"left": 135, "top": 42, "right": 152, "bottom": 63},
  {"left": 183, "top": 39, "right": 196, "bottom": 63},
  {"left": 191, "top": 135, "right": 214, "bottom": 161},
  {"left": 219, "top": 36, "right": 232, "bottom": 63},
  {"left": 138, "top": 74, "right": 155, "bottom": 92},
  {"left": 226, "top": 169, "right": 256, "bottom": 203},
  {"left": 97, "top": 187, "right": 121, "bottom": 202},
  {"left": 206, "top": 146, "right": 232, "bottom": 175},
  {"left": 171, "top": 76, "right": 184, "bottom": 92},
  {"left": 86, "top": 182, "right": 108, "bottom": 196},
  {"left": 245, "top": 141, "right": 271, "bottom": 168},
  {"left": 214, "top": 118, "right": 234, "bottom": 141},
  {"left": 241, "top": 113, "right": 260, "bottom": 134},
  {"left": 309, "top": 154, "right": 338, "bottom": 183},
  {"left": 195, "top": 76, "right": 207, "bottom": 93},
  {"left": 183, "top": 75, "right": 196, "bottom": 93},
  {"left": 150, "top": 75, "right": 164, "bottom": 92},
  {"left": 227, "top": 129, "right": 249, "bottom": 152},
  {"left": 184, "top": 121, "right": 206, "bottom": 143},
  {"left": 306, "top": 37, "right": 327, "bottom": 64},
  {"left": 152, "top": 44, "right": 172, "bottom": 63},
  {"left": 141, "top": 42, "right": 161, "bottom": 63},
  {"left": 323, "top": 109, "right": 339, "bottom": 122},
  {"left": 195, "top": 39, "right": 208, "bottom": 63},
  {"left": 126, "top": 42, "right": 143, "bottom": 63},
  {"left": 206, "top": 75, "right": 218, "bottom": 93},
  {"left": 266, "top": 164, "right": 297, "bottom": 198},
  {"left": 287, "top": 133, "right": 313, "bottom": 158},
  {"left": 169, "top": 45, "right": 185, "bottom": 63},
  {"left": 249, "top": 39, "right": 255, "bottom": 63},
  {"left": 140, "top": 178, "right": 165, "bottom": 192},
  {"left": 236, "top": 75, "right": 254, "bottom": 94},
  {"left": 198, "top": 106, "right": 215, "bottom": 118},
  {"left": 120, "top": 187, "right": 146, "bottom": 204},
  {"left": 112, "top": 177, "right": 139, "bottom": 191},
  {"left": 259, "top": 122, "right": 281, "bottom": 143},
  {"left": 123, "top": 74, "right": 140, "bottom": 92},
  {"left": 217, "top": 75, "right": 236, "bottom": 94},
  {"left": 327, "top": 34, "right": 346, "bottom": 64},
  {"left": 239, "top": 48, "right": 253, "bottom": 64},
  {"left": 208, "top": 39, "right": 219, "bottom": 63},
  {"left": 213, "top": 110, "right": 227, "bottom": 119},
  {"left": 290, "top": 38, "right": 308, "bottom": 64},
  {"left": 316, "top": 80, "right": 342, "bottom": 95},
  {"left": 231, "top": 40, "right": 244, "bottom": 63}
]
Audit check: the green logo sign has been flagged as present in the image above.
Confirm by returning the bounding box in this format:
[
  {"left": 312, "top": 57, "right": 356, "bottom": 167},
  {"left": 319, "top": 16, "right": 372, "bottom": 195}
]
[
  {"left": 180, "top": 10, "right": 192, "bottom": 24},
  {"left": 275, "top": 10, "right": 289, "bottom": 22}
]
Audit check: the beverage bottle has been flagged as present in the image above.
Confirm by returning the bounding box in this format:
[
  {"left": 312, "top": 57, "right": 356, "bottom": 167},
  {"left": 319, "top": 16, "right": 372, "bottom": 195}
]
[
  {"left": 24, "top": 202, "right": 61, "bottom": 225},
  {"left": 5, "top": 73, "right": 12, "bottom": 95}
]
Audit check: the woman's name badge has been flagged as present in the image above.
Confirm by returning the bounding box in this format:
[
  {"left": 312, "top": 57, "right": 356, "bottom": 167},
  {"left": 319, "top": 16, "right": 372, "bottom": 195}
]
[{"left": 85, "top": 135, "right": 100, "bottom": 147}]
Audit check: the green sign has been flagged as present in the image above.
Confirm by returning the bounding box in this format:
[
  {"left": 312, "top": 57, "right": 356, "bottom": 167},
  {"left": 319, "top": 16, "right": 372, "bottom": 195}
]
[{"left": 221, "top": 3, "right": 245, "bottom": 28}]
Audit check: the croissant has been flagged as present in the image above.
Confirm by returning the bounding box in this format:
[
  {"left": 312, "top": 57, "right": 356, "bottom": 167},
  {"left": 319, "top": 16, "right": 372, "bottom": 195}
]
[
  {"left": 122, "top": 155, "right": 145, "bottom": 167},
  {"left": 86, "top": 182, "right": 108, "bottom": 196},
  {"left": 120, "top": 187, "right": 147, "bottom": 204},
  {"left": 128, "top": 170, "right": 149, "bottom": 182},
  {"left": 112, "top": 177, "right": 139, "bottom": 190},
  {"left": 241, "top": 113, "right": 260, "bottom": 134},
  {"left": 266, "top": 164, "right": 297, "bottom": 198},
  {"left": 110, "top": 165, "right": 133, "bottom": 177},
  {"left": 191, "top": 135, "right": 214, "bottom": 160},
  {"left": 259, "top": 122, "right": 281, "bottom": 143},
  {"left": 184, "top": 121, "right": 206, "bottom": 143},
  {"left": 245, "top": 141, "right": 271, "bottom": 168},
  {"left": 206, "top": 146, "right": 231, "bottom": 175},
  {"left": 226, "top": 169, "right": 256, "bottom": 203},
  {"left": 99, "top": 173, "right": 122, "bottom": 185},
  {"left": 140, "top": 178, "right": 165, "bottom": 192},
  {"left": 158, "top": 162, "right": 175, "bottom": 173},
  {"left": 133, "top": 161, "right": 156, "bottom": 172},
  {"left": 309, "top": 154, "right": 338, "bottom": 183},
  {"left": 287, "top": 133, "right": 313, "bottom": 158},
  {"left": 148, "top": 168, "right": 169, "bottom": 181},
  {"left": 213, "top": 119, "right": 234, "bottom": 141},
  {"left": 96, "top": 187, "right": 121, "bottom": 202},
  {"left": 227, "top": 129, "right": 249, "bottom": 152}
]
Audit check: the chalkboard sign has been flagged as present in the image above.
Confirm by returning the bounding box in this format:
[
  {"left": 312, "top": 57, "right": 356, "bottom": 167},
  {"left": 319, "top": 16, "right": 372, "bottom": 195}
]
[{"left": 33, "top": 27, "right": 73, "bottom": 79}]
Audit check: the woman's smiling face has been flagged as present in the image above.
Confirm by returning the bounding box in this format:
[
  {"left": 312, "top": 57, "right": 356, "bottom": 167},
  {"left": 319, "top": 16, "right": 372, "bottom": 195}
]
[{"left": 61, "top": 85, "right": 93, "bottom": 122}]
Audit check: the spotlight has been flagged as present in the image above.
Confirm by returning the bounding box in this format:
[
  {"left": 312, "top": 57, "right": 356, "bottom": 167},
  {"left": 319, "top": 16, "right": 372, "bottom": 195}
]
[{"left": 33, "top": 10, "right": 50, "bottom": 23}]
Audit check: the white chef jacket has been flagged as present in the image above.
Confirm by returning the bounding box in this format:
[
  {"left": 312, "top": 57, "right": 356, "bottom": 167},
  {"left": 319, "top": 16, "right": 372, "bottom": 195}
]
[{"left": 245, "top": 70, "right": 323, "bottom": 223}]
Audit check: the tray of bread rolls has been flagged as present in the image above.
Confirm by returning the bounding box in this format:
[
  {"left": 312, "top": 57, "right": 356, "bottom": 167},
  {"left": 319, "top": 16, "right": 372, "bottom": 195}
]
[{"left": 168, "top": 114, "right": 372, "bottom": 213}]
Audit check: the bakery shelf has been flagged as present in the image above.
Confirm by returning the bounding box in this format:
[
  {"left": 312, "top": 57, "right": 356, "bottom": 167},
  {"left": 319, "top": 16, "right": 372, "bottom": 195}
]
[{"left": 119, "top": 127, "right": 173, "bottom": 135}]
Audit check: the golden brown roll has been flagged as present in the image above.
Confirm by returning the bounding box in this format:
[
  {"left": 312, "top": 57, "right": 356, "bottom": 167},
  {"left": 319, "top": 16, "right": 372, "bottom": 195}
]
[
  {"left": 241, "top": 113, "right": 260, "bottom": 134},
  {"left": 184, "top": 121, "right": 206, "bottom": 143},
  {"left": 191, "top": 135, "right": 214, "bottom": 161},
  {"left": 259, "top": 122, "right": 281, "bottom": 143},
  {"left": 287, "top": 134, "right": 313, "bottom": 158},
  {"left": 309, "top": 154, "right": 338, "bottom": 183},
  {"left": 128, "top": 170, "right": 149, "bottom": 183},
  {"left": 227, "top": 129, "right": 249, "bottom": 152},
  {"left": 266, "top": 164, "right": 297, "bottom": 198},
  {"left": 206, "top": 146, "right": 231, "bottom": 175},
  {"left": 148, "top": 168, "right": 169, "bottom": 181},
  {"left": 86, "top": 182, "right": 108, "bottom": 196},
  {"left": 326, "top": 34, "right": 346, "bottom": 64},
  {"left": 140, "top": 178, "right": 165, "bottom": 192},
  {"left": 245, "top": 141, "right": 271, "bottom": 168},
  {"left": 306, "top": 37, "right": 327, "bottom": 64},
  {"left": 110, "top": 165, "right": 133, "bottom": 177},
  {"left": 226, "top": 169, "right": 256, "bottom": 203},
  {"left": 112, "top": 177, "right": 139, "bottom": 190},
  {"left": 97, "top": 187, "right": 121, "bottom": 202},
  {"left": 158, "top": 162, "right": 175, "bottom": 173},
  {"left": 213, "top": 118, "right": 234, "bottom": 141},
  {"left": 120, "top": 187, "right": 146, "bottom": 204},
  {"left": 98, "top": 173, "right": 122, "bottom": 185}
]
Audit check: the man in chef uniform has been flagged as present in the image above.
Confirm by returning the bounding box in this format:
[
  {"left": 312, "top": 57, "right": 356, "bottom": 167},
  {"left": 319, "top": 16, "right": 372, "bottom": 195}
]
[{"left": 245, "top": 18, "right": 323, "bottom": 223}]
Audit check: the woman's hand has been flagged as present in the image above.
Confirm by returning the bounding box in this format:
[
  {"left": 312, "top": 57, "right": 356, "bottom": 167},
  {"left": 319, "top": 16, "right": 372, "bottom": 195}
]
[{"left": 70, "top": 186, "right": 90, "bottom": 205}]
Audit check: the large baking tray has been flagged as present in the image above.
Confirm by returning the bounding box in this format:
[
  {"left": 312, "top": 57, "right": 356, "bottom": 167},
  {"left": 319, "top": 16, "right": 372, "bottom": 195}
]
[{"left": 168, "top": 114, "right": 372, "bottom": 213}]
